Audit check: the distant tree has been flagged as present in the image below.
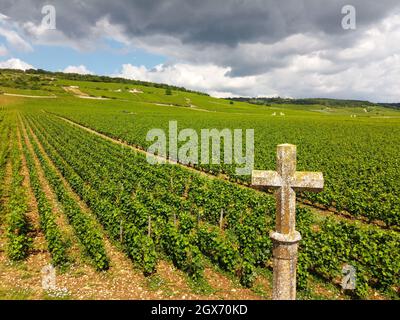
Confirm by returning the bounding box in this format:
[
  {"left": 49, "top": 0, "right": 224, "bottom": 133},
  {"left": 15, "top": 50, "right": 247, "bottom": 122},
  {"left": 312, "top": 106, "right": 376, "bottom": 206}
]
[
  {"left": 230, "top": 101, "right": 234, "bottom": 105},
  {"left": 165, "top": 88, "right": 172, "bottom": 95}
]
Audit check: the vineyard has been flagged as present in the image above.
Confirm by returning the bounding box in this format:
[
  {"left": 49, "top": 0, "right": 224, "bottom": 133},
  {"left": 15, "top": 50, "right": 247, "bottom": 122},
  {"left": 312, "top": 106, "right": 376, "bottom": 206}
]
[
  {"left": 0, "top": 71, "right": 399, "bottom": 300},
  {"left": 12, "top": 73, "right": 398, "bottom": 228}
]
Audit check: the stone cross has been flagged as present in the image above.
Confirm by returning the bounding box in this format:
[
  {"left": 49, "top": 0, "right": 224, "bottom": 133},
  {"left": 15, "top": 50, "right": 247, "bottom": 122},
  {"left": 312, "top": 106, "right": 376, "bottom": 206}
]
[{"left": 252, "top": 144, "right": 324, "bottom": 300}]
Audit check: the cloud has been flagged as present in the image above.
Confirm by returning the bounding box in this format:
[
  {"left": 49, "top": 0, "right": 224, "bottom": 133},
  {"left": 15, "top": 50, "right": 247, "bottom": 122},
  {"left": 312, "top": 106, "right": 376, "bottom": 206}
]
[
  {"left": 0, "top": 12, "right": 32, "bottom": 51},
  {"left": 0, "top": 12, "right": 10, "bottom": 20},
  {"left": 1, "top": 1, "right": 400, "bottom": 101},
  {"left": 3, "top": 1, "right": 399, "bottom": 44},
  {"left": 0, "top": 57, "right": 34, "bottom": 70},
  {"left": 115, "top": 63, "right": 260, "bottom": 98},
  {"left": 115, "top": 46, "right": 400, "bottom": 102},
  {"left": 0, "top": 25, "right": 32, "bottom": 52},
  {"left": 63, "top": 65, "right": 93, "bottom": 75},
  {"left": 111, "top": 5, "right": 400, "bottom": 102},
  {"left": 2, "top": 1, "right": 399, "bottom": 54}
]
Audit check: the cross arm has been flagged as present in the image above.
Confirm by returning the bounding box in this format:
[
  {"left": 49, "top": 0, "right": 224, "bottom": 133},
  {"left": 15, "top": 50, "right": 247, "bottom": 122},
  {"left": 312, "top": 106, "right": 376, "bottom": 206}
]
[
  {"left": 251, "top": 170, "right": 282, "bottom": 189},
  {"left": 291, "top": 172, "right": 324, "bottom": 192}
]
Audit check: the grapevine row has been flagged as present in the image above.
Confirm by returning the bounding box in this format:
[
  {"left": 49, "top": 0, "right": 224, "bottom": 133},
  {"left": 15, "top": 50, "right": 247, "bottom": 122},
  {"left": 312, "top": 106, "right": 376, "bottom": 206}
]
[
  {"left": 26, "top": 113, "right": 263, "bottom": 283},
  {"left": 6, "top": 121, "right": 31, "bottom": 261},
  {"left": 22, "top": 118, "right": 110, "bottom": 270},
  {"left": 20, "top": 119, "right": 69, "bottom": 266},
  {"left": 0, "top": 109, "right": 10, "bottom": 217},
  {"left": 27, "top": 115, "right": 234, "bottom": 279}
]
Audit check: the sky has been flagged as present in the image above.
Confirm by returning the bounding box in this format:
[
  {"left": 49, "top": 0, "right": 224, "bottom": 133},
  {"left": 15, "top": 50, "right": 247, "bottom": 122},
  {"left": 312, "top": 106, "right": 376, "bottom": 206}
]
[{"left": 0, "top": 0, "right": 400, "bottom": 102}]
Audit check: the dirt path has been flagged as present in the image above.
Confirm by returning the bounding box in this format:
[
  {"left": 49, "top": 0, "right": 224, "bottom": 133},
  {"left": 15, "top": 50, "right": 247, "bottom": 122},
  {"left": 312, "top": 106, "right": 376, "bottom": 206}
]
[
  {"left": 77, "top": 96, "right": 110, "bottom": 100},
  {"left": 3, "top": 93, "right": 57, "bottom": 99},
  {"left": 152, "top": 102, "right": 214, "bottom": 113},
  {"left": 188, "top": 105, "right": 216, "bottom": 113},
  {"left": 49, "top": 112, "right": 391, "bottom": 231}
]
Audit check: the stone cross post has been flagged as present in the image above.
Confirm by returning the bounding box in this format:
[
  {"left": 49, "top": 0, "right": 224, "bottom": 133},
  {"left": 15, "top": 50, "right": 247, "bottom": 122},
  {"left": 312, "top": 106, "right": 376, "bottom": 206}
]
[{"left": 252, "top": 144, "right": 324, "bottom": 300}]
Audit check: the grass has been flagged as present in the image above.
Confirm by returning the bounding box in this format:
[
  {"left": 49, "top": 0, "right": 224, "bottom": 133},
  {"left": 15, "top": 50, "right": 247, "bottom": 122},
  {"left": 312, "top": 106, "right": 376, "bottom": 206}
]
[
  {"left": 0, "top": 288, "right": 33, "bottom": 300},
  {"left": 297, "top": 275, "right": 347, "bottom": 300},
  {"left": 187, "top": 276, "right": 216, "bottom": 296},
  {"left": 42, "top": 289, "right": 72, "bottom": 300},
  {"left": 146, "top": 274, "right": 168, "bottom": 291}
]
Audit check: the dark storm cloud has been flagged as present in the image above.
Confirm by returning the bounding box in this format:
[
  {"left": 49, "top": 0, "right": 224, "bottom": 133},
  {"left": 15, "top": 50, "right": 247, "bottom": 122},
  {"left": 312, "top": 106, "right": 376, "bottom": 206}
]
[{"left": 1, "top": 0, "right": 399, "bottom": 46}]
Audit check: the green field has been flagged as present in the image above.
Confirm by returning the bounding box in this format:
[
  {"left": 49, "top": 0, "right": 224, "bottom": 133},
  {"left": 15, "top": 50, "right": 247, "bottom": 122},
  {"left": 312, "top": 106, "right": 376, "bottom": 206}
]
[
  {"left": 0, "top": 70, "right": 399, "bottom": 300},
  {"left": 18, "top": 75, "right": 400, "bottom": 227}
]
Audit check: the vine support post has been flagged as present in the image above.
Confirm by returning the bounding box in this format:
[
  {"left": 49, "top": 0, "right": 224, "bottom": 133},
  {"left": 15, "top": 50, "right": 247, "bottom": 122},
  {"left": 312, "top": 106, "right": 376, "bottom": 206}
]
[
  {"left": 251, "top": 144, "right": 324, "bottom": 300},
  {"left": 120, "top": 218, "right": 123, "bottom": 243},
  {"left": 148, "top": 215, "right": 152, "bottom": 237},
  {"left": 219, "top": 208, "right": 224, "bottom": 230}
]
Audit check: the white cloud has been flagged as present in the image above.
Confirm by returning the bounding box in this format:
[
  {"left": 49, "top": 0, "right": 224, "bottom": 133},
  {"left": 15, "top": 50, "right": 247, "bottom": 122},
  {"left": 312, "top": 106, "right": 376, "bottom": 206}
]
[
  {"left": 63, "top": 65, "right": 94, "bottom": 75},
  {"left": 0, "top": 13, "right": 10, "bottom": 21},
  {"left": 115, "top": 63, "right": 260, "bottom": 98},
  {"left": 0, "top": 26, "right": 32, "bottom": 52},
  {"left": 0, "top": 58, "right": 34, "bottom": 70},
  {"left": 114, "top": 50, "right": 400, "bottom": 102},
  {"left": 23, "top": 21, "right": 94, "bottom": 52},
  {"left": 0, "top": 16, "right": 33, "bottom": 52},
  {"left": 91, "top": 17, "right": 131, "bottom": 46},
  {"left": 22, "top": 17, "right": 132, "bottom": 52}
]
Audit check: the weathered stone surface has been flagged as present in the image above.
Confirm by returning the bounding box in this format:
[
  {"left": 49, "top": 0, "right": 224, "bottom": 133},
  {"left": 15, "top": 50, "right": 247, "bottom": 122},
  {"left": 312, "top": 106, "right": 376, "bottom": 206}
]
[{"left": 252, "top": 144, "right": 324, "bottom": 300}]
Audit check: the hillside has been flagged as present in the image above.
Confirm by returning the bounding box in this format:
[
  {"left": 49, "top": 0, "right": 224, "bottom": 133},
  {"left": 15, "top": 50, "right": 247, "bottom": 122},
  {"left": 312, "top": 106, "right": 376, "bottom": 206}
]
[
  {"left": 0, "top": 69, "right": 399, "bottom": 300},
  {"left": 229, "top": 97, "right": 400, "bottom": 110}
]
